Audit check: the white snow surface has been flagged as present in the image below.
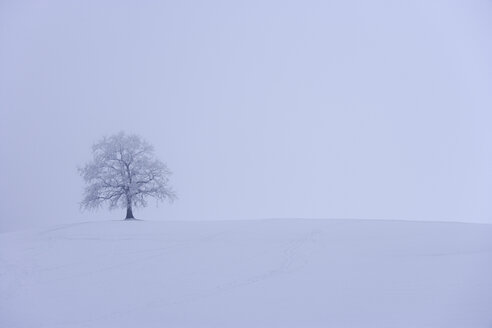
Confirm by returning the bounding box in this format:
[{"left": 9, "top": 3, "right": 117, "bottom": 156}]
[{"left": 1, "top": 219, "right": 492, "bottom": 328}]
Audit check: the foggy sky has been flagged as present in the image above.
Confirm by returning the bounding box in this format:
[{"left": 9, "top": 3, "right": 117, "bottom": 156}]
[{"left": 1, "top": 0, "right": 491, "bottom": 231}]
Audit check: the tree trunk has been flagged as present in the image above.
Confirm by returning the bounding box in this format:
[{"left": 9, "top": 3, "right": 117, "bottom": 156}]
[
  {"left": 125, "top": 206, "right": 135, "bottom": 219},
  {"left": 124, "top": 193, "right": 135, "bottom": 220}
]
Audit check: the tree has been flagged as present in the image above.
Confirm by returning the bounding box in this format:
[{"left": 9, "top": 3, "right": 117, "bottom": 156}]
[{"left": 79, "top": 132, "right": 176, "bottom": 219}]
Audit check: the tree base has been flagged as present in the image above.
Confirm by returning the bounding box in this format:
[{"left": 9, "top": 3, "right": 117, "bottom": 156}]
[{"left": 125, "top": 207, "right": 135, "bottom": 220}]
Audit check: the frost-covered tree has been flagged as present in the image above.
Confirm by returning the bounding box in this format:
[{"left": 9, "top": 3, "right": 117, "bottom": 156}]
[{"left": 79, "top": 132, "right": 176, "bottom": 219}]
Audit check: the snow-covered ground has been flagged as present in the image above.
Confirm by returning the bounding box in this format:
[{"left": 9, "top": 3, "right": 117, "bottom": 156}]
[{"left": 1, "top": 219, "right": 491, "bottom": 328}]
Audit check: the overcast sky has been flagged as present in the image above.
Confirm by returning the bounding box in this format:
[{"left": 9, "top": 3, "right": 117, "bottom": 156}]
[{"left": 1, "top": 0, "right": 491, "bottom": 231}]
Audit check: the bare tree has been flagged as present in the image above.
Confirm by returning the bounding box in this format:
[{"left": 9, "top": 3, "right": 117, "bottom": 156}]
[{"left": 79, "top": 132, "right": 176, "bottom": 219}]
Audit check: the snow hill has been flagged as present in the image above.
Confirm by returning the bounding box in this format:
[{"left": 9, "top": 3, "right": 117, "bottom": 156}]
[{"left": 1, "top": 219, "right": 492, "bottom": 328}]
